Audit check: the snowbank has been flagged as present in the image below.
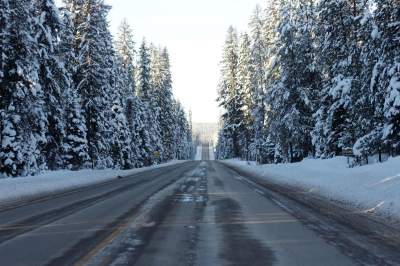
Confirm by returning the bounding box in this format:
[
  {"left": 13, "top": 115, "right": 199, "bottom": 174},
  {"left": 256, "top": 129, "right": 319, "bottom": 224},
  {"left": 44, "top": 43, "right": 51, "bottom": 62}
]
[
  {"left": 224, "top": 157, "right": 400, "bottom": 221},
  {"left": 195, "top": 146, "right": 202, "bottom": 160},
  {"left": 0, "top": 161, "right": 186, "bottom": 205},
  {"left": 209, "top": 145, "right": 215, "bottom": 160}
]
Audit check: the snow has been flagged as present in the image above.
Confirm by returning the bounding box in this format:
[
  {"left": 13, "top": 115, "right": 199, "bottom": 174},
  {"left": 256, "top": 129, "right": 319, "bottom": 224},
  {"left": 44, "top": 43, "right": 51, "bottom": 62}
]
[
  {"left": 195, "top": 146, "right": 202, "bottom": 160},
  {"left": 0, "top": 161, "right": 186, "bottom": 205},
  {"left": 209, "top": 145, "right": 215, "bottom": 160},
  {"left": 329, "top": 75, "right": 352, "bottom": 98},
  {"left": 371, "top": 26, "right": 380, "bottom": 40},
  {"left": 224, "top": 157, "right": 400, "bottom": 222}
]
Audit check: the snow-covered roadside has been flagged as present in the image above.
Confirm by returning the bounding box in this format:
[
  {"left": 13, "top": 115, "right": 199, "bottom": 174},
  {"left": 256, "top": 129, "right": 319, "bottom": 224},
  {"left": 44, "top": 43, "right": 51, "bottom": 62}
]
[
  {"left": 209, "top": 145, "right": 215, "bottom": 160},
  {"left": 224, "top": 157, "right": 400, "bottom": 222},
  {"left": 0, "top": 161, "right": 187, "bottom": 205},
  {"left": 195, "top": 146, "right": 202, "bottom": 160}
]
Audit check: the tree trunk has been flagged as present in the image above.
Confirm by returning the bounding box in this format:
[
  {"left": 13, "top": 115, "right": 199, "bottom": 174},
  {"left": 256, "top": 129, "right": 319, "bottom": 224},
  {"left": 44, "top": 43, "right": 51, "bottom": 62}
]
[
  {"left": 289, "top": 142, "right": 294, "bottom": 163},
  {"left": 378, "top": 149, "right": 382, "bottom": 163}
]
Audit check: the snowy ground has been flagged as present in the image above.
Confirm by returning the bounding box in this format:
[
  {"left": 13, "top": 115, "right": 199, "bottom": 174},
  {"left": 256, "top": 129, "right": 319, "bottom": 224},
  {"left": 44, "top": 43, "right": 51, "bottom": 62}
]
[
  {"left": 209, "top": 145, "right": 215, "bottom": 160},
  {"left": 0, "top": 161, "right": 186, "bottom": 205},
  {"left": 224, "top": 157, "right": 400, "bottom": 223},
  {"left": 195, "top": 146, "right": 202, "bottom": 160}
]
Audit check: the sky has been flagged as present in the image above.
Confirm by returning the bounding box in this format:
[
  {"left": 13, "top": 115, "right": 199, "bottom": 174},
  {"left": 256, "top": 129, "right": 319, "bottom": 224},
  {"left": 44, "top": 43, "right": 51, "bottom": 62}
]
[{"left": 60, "top": 0, "right": 263, "bottom": 123}]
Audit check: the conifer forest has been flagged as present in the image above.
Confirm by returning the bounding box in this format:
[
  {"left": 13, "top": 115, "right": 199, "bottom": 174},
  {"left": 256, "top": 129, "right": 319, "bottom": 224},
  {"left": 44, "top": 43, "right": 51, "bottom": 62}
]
[
  {"left": 0, "top": 0, "right": 195, "bottom": 177},
  {"left": 216, "top": 0, "right": 400, "bottom": 164}
]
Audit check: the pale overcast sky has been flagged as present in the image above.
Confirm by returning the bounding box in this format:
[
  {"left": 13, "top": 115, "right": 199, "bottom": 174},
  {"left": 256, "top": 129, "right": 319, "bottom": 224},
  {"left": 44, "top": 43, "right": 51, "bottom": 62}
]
[{"left": 60, "top": 0, "right": 263, "bottom": 122}]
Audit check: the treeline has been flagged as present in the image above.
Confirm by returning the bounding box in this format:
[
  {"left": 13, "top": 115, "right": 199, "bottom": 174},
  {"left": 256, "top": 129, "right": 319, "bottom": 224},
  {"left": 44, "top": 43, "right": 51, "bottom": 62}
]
[
  {"left": 216, "top": 0, "right": 399, "bottom": 164},
  {"left": 0, "top": 0, "right": 194, "bottom": 177}
]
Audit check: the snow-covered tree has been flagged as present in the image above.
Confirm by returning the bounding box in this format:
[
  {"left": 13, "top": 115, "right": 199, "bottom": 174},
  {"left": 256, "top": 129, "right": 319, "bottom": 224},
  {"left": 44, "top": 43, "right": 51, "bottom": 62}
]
[
  {"left": 0, "top": 0, "right": 11, "bottom": 82},
  {"left": 248, "top": 5, "right": 268, "bottom": 163},
  {"left": 151, "top": 48, "right": 175, "bottom": 161},
  {"left": 216, "top": 26, "right": 242, "bottom": 159},
  {"left": 125, "top": 96, "right": 145, "bottom": 168},
  {"left": 115, "top": 19, "right": 136, "bottom": 100},
  {"left": 236, "top": 33, "right": 254, "bottom": 159},
  {"left": 33, "top": 0, "right": 69, "bottom": 170},
  {"left": 379, "top": 0, "right": 400, "bottom": 155},
  {"left": 0, "top": 0, "right": 47, "bottom": 176},
  {"left": 59, "top": 8, "right": 90, "bottom": 169},
  {"left": 0, "top": 0, "right": 190, "bottom": 177},
  {"left": 312, "top": 0, "right": 357, "bottom": 157},
  {"left": 136, "top": 40, "right": 158, "bottom": 165},
  {"left": 172, "top": 100, "right": 192, "bottom": 160},
  {"left": 109, "top": 102, "right": 133, "bottom": 169},
  {"left": 68, "top": 0, "right": 114, "bottom": 168},
  {"left": 352, "top": 0, "right": 385, "bottom": 159},
  {"left": 267, "top": 0, "right": 318, "bottom": 162}
]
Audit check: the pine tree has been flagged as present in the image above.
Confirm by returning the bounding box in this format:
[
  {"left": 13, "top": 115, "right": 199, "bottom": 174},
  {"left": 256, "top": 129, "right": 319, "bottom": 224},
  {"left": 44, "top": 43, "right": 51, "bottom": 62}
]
[
  {"left": 137, "top": 39, "right": 152, "bottom": 101},
  {"left": 267, "top": 0, "right": 318, "bottom": 162},
  {"left": 114, "top": 19, "right": 146, "bottom": 167},
  {"left": 0, "top": 0, "right": 11, "bottom": 83},
  {"left": 125, "top": 96, "right": 144, "bottom": 168},
  {"left": 33, "top": 0, "right": 69, "bottom": 170},
  {"left": 312, "top": 0, "right": 357, "bottom": 157},
  {"left": 216, "top": 26, "right": 242, "bottom": 159},
  {"left": 63, "top": 86, "right": 90, "bottom": 170},
  {"left": 68, "top": 0, "right": 114, "bottom": 168},
  {"left": 136, "top": 39, "right": 156, "bottom": 165},
  {"left": 262, "top": 0, "right": 283, "bottom": 163},
  {"left": 353, "top": 0, "right": 385, "bottom": 159},
  {"left": 150, "top": 47, "right": 175, "bottom": 161},
  {"left": 0, "top": 0, "right": 11, "bottom": 122},
  {"left": 172, "top": 101, "right": 192, "bottom": 160},
  {"left": 0, "top": 0, "right": 47, "bottom": 176},
  {"left": 379, "top": 0, "right": 400, "bottom": 155},
  {"left": 59, "top": 8, "right": 89, "bottom": 169},
  {"left": 249, "top": 5, "right": 268, "bottom": 163},
  {"left": 236, "top": 33, "right": 254, "bottom": 159},
  {"left": 115, "top": 19, "right": 136, "bottom": 100},
  {"left": 110, "top": 102, "right": 133, "bottom": 169}
]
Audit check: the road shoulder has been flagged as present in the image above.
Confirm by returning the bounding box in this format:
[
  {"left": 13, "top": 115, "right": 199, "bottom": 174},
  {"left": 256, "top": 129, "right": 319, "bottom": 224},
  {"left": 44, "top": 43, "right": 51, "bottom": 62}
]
[{"left": 222, "top": 162, "right": 400, "bottom": 265}]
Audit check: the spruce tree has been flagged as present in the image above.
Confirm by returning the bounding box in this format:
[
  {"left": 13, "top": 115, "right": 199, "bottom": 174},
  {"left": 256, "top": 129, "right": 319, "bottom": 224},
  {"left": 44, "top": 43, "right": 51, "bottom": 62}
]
[
  {"left": 353, "top": 0, "right": 385, "bottom": 159},
  {"left": 312, "top": 0, "right": 357, "bottom": 157},
  {"left": 115, "top": 19, "right": 136, "bottom": 100},
  {"left": 236, "top": 33, "right": 254, "bottom": 159},
  {"left": 136, "top": 39, "right": 156, "bottom": 165},
  {"left": 379, "top": 0, "right": 400, "bottom": 155},
  {"left": 59, "top": 8, "right": 89, "bottom": 169},
  {"left": 150, "top": 47, "right": 175, "bottom": 161},
  {"left": 216, "top": 26, "right": 240, "bottom": 159},
  {"left": 267, "top": 0, "right": 318, "bottom": 162},
  {"left": 0, "top": 0, "right": 47, "bottom": 176},
  {"left": 69, "top": 0, "right": 114, "bottom": 167},
  {"left": 33, "top": 0, "right": 69, "bottom": 170},
  {"left": 249, "top": 5, "right": 267, "bottom": 163}
]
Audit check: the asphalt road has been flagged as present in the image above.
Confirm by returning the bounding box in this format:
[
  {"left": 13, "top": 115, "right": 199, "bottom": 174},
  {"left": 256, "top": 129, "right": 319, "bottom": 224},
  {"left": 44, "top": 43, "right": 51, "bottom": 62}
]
[{"left": 0, "top": 144, "right": 398, "bottom": 266}]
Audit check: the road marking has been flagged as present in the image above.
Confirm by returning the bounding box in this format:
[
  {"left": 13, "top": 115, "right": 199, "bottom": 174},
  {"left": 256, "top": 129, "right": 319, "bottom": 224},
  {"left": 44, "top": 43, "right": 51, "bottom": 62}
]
[
  {"left": 74, "top": 219, "right": 131, "bottom": 266},
  {"left": 254, "top": 188, "right": 265, "bottom": 196},
  {"left": 234, "top": 176, "right": 243, "bottom": 181},
  {"left": 270, "top": 198, "right": 293, "bottom": 214},
  {"left": 236, "top": 174, "right": 294, "bottom": 215}
]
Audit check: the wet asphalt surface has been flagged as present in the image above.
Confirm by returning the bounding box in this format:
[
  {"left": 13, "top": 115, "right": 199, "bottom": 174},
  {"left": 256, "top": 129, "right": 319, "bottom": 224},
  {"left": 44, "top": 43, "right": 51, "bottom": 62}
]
[{"left": 0, "top": 144, "right": 399, "bottom": 266}]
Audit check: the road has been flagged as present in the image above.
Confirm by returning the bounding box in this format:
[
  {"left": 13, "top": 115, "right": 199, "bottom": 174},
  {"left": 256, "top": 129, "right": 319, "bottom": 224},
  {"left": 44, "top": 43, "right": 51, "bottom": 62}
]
[{"left": 0, "top": 144, "right": 398, "bottom": 266}]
